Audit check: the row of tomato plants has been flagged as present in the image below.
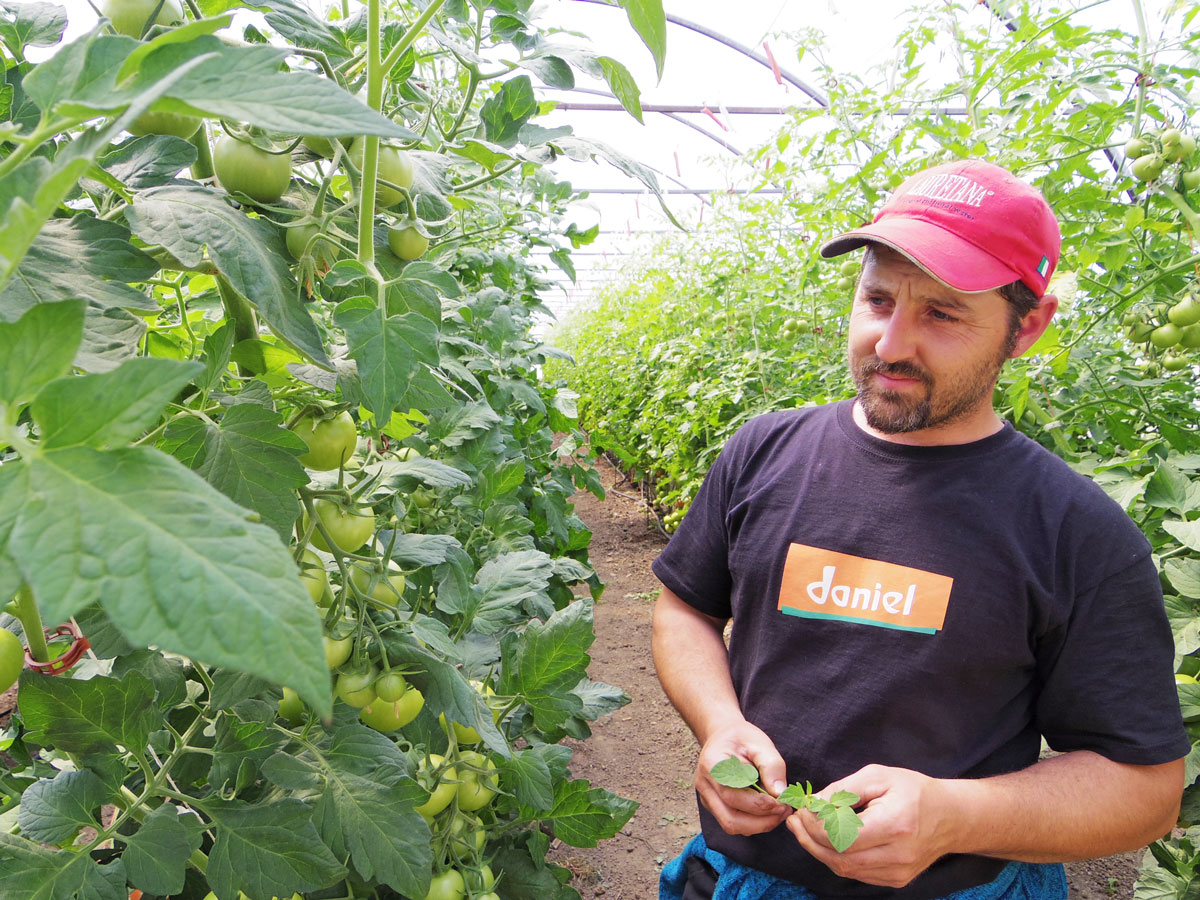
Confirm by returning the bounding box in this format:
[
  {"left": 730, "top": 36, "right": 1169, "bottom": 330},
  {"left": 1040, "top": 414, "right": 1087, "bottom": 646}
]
[
  {"left": 552, "top": 3, "right": 1200, "bottom": 897},
  {"left": 0, "top": 0, "right": 670, "bottom": 897}
]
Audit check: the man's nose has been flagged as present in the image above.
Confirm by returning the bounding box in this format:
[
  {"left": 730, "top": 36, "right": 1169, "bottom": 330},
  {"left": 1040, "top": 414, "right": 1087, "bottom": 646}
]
[{"left": 873, "top": 308, "right": 919, "bottom": 363}]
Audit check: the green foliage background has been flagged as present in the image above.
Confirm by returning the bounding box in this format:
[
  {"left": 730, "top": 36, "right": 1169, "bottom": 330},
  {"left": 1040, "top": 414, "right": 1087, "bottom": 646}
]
[{"left": 551, "top": 3, "right": 1200, "bottom": 895}]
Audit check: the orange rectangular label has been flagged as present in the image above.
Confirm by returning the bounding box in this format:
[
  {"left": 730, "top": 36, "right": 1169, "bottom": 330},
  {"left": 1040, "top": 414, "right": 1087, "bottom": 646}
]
[{"left": 777, "top": 544, "right": 953, "bottom": 634}]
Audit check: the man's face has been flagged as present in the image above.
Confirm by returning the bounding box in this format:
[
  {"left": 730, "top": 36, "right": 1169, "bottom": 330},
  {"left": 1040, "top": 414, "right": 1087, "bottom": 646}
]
[{"left": 846, "top": 246, "right": 1019, "bottom": 436}]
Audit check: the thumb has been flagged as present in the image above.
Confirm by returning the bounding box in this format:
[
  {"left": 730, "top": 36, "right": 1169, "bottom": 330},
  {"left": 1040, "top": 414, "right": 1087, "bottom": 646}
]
[{"left": 746, "top": 743, "right": 787, "bottom": 797}]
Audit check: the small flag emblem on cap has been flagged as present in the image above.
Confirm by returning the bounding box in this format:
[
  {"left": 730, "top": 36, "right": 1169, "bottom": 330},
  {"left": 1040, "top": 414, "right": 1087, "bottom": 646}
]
[{"left": 1036, "top": 256, "right": 1050, "bottom": 277}]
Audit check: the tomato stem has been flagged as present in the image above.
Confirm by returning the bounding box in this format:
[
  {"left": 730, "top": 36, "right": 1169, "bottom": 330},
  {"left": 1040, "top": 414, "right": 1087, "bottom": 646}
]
[
  {"left": 12, "top": 583, "right": 48, "bottom": 664},
  {"left": 188, "top": 122, "right": 215, "bottom": 181}
]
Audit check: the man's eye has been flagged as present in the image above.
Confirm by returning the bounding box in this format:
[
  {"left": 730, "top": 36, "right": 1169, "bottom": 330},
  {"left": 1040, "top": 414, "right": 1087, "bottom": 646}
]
[{"left": 930, "top": 308, "right": 957, "bottom": 322}]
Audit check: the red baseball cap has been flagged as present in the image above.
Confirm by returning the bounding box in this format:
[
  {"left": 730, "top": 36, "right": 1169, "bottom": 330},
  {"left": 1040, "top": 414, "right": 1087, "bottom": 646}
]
[{"left": 820, "top": 159, "right": 1061, "bottom": 298}]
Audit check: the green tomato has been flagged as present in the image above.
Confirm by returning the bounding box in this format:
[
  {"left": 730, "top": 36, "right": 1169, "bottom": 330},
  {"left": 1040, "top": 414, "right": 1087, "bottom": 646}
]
[
  {"left": 447, "top": 813, "right": 487, "bottom": 856},
  {"left": 297, "top": 548, "right": 329, "bottom": 605},
  {"left": 336, "top": 666, "right": 379, "bottom": 708},
  {"left": 477, "top": 894, "right": 501, "bottom": 900},
  {"left": 213, "top": 136, "right": 292, "bottom": 203},
  {"left": 324, "top": 633, "right": 353, "bottom": 670},
  {"left": 302, "top": 135, "right": 350, "bottom": 158},
  {"left": 277, "top": 686, "right": 305, "bottom": 724},
  {"left": 307, "top": 499, "right": 375, "bottom": 552},
  {"left": 0, "top": 629, "right": 23, "bottom": 695},
  {"left": 1151, "top": 322, "right": 1183, "bottom": 348},
  {"left": 455, "top": 750, "right": 498, "bottom": 812},
  {"left": 1162, "top": 353, "right": 1189, "bottom": 372},
  {"left": 1168, "top": 295, "right": 1200, "bottom": 328},
  {"left": 1180, "top": 324, "right": 1200, "bottom": 349},
  {"left": 414, "top": 753, "right": 457, "bottom": 818},
  {"left": 291, "top": 410, "right": 357, "bottom": 471},
  {"left": 1124, "top": 137, "right": 1152, "bottom": 159},
  {"left": 349, "top": 562, "right": 407, "bottom": 606},
  {"left": 99, "top": 0, "right": 182, "bottom": 36},
  {"left": 467, "top": 865, "right": 496, "bottom": 893},
  {"left": 839, "top": 260, "right": 860, "bottom": 277},
  {"left": 388, "top": 225, "right": 430, "bottom": 260},
  {"left": 374, "top": 671, "right": 408, "bottom": 702},
  {"left": 128, "top": 110, "right": 200, "bottom": 140},
  {"left": 350, "top": 138, "right": 415, "bottom": 208},
  {"left": 835, "top": 276, "right": 855, "bottom": 292},
  {"left": 423, "top": 869, "right": 465, "bottom": 900},
  {"left": 359, "top": 685, "right": 424, "bottom": 731},
  {"left": 285, "top": 223, "right": 340, "bottom": 269},
  {"left": 1182, "top": 169, "right": 1200, "bottom": 192},
  {"left": 1131, "top": 152, "right": 1166, "bottom": 183},
  {"left": 439, "top": 681, "right": 499, "bottom": 744}
]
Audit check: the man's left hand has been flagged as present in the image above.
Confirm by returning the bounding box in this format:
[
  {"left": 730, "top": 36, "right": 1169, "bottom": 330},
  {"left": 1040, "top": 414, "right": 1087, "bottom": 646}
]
[{"left": 785, "top": 764, "right": 955, "bottom": 888}]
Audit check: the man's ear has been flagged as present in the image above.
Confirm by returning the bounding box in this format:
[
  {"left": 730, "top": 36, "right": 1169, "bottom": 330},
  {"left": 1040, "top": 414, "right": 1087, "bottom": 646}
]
[{"left": 1010, "top": 294, "right": 1059, "bottom": 359}]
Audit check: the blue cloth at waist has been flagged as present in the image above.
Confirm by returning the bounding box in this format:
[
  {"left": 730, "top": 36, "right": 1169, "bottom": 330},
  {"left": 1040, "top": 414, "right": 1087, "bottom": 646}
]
[{"left": 659, "top": 834, "right": 1067, "bottom": 900}]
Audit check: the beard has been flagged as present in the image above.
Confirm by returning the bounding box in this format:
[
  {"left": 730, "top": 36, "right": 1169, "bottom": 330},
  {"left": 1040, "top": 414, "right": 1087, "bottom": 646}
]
[{"left": 849, "top": 334, "right": 1016, "bottom": 435}]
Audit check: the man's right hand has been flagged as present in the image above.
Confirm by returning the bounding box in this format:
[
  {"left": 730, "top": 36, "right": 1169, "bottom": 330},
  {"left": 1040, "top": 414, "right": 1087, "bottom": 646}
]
[{"left": 696, "top": 720, "right": 791, "bottom": 835}]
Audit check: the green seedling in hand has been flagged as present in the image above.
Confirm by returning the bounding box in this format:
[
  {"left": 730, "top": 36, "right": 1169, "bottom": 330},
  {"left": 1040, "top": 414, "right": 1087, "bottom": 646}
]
[{"left": 710, "top": 756, "right": 864, "bottom": 852}]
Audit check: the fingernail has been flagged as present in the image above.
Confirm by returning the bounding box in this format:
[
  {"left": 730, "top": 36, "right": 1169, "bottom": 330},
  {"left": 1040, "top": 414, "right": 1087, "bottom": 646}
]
[{"left": 771, "top": 781, "right": 786, "bottom": 794}]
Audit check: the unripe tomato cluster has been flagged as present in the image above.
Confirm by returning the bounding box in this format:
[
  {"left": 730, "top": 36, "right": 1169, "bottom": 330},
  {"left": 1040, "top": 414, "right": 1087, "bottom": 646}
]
[
  {"left": 1122, "top": 291, "right": 1200, "bottom": 374},
  {"left": 662, "top": 504, "right": 687, "bottom": 533},
  {"left": 1125, "top": 125, "right": 1199, "bottom": 187}
]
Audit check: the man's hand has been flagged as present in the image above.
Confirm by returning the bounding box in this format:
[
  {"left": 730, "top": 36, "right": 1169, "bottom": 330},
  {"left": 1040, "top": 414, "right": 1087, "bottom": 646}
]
[
  {"left": 697, "top": 720, "right": 792, "bottom": 835},
  {"left": 785, "top": 764, "right": 952, "bottom": 888}
]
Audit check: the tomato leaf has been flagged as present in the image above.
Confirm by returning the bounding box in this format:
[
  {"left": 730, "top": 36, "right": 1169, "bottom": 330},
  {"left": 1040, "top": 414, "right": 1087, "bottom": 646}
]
[
  {"left": 498, "top": 596, "right": 592, "bottom": 731},
  {"left": 480, "top": 75, "right": 538, "bottom": 148},
  {"left": 472, "top": 549, "right": 557, "bottom": 636},
  {"left": 776, "top": 782, "right": 813, "bottom": 809},
  {"left": 205, "top": 799, "right": 346, "bottom": 900},
  {"left": 597, "top": 56, "right": 643, "bottom": 124},
  {"left": 16, "top": 770, "right": 109, "bottom": 845},
  {"left": 0, "top": 300, "right": 84, "bottom": 409},
  {"left": 315, "top": 757, "right": 432, "bottom": 897},
  {"left": 615, "top": 0, "right": 666, "bottom": 81},
  {"left": 32, "top": 358, "right": 202, "bottom": 450},
  {"left": 126, "top": 185, "right": 330, "bottom": 367},
  {"left": 528, "top": 777, "right": 638, "bottom": 848},
  {"left": 815, "top": 801, "right": 863, "bottom": 853},
  {"left": 121, "top": 803, "right": 204, "bottom": 897},
  {"left": 499, "top": 747, "right": 556, "bottom": 810},
  {"left": 18, "top": 669, "right": 162, "bottom": 758},
  {"left": 160, "top": 403, "right": 310, "bottom": 541},
  {"left": 710, "top": 756, "right": 761, "bottom": 789},
  {"left": 0, "top": 446, "right": 332, "bottom": 717},
  {"left": 0, "top": 833, "right": 127, "bottom": 900}
]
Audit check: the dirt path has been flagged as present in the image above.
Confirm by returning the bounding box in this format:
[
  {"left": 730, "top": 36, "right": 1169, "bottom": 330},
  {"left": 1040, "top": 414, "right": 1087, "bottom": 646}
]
[{"left": 556, "top": 455, "right": 1142, "bottom": 900}]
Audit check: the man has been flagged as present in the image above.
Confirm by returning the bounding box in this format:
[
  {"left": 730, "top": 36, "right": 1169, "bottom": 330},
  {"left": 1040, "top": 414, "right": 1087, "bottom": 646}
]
[{"left": 652, "top": 158, "right": 1187, "bottom": 900}]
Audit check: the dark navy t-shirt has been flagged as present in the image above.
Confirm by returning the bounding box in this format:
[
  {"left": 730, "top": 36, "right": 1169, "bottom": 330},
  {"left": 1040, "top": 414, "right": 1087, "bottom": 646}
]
[{"left": 652, "top": 400, "right": 1187, "bottom": 900}]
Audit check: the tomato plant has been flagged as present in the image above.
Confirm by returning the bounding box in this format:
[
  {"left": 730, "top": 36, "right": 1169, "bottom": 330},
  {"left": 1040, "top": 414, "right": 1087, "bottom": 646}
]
[{"left": 0, "top": 0, "right": 653, "bottom": 894}]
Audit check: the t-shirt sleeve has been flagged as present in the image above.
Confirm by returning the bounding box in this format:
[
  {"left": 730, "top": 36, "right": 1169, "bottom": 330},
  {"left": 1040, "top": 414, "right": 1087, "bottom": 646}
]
[
  {"left": 1035, "top": 550, "right": 1190, "bottom": 765},
  {"left": 650, "top": 425, "right": 749, "bottom": 620}
]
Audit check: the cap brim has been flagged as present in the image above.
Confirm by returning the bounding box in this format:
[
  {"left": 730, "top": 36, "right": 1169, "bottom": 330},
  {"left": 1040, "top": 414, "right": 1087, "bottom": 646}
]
[{"left": 819, "top": 217, "right": 1024, "bottom": 294}]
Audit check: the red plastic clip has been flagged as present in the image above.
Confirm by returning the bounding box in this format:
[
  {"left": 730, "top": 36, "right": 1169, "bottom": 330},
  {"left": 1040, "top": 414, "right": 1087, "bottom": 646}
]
[{"left": 25, "top": 622, "right": 90, "bottom": 675}]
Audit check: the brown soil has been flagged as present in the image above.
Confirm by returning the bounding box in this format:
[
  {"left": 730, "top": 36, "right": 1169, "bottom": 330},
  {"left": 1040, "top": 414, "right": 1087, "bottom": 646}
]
[
  {"left": 0, "top": 455, "right": 1144, "bottom": 899},
  {"left": 552, "top": 454, "right": 1143, "bottom": 900}
]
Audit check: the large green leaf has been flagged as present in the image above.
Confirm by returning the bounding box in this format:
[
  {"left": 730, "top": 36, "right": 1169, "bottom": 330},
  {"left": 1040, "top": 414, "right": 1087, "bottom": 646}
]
[
  {"left": 0, "top": 2, "right": 67, "bottom": 55},
  {"left": 100, "top": 134, "right": 198, "bottom": 190},
  {"left": 616, "top": 0, "right": 666, "bottom": 80},
  {"left": 160, "top": 403, "right": 309, "bottom": 540},
  {"left": 315, "top": 757, "right": 431, "bottom": 896},
  {"left": 0, "top": 299, "right": 83, "bottom": 408},
  {"left": 32, "top": 358, "right": 202, "bottom": 450},
  {"left": 0, "top": 834, "right": 126, "bottom": 900},
  {"left": 0, "top": 215, "right": 159, "bottom": 316},
  {"left": 597, "top": 56, "right": 642, "bottom": 123},
  {"left": 334, "top": 298, "right": 440, "bottom": 424},
  {"left": 0, "top": 446, "right": 331, "bottom": 716},
  {"left": 528, "top": 777, "right": 637, "bottom": 848},
  {"left": 468, "top": 549, "right": 555, "bottom": 635},
  {"left": 205, "top": 799, "right": 346, "bottom": 900},
  {"left": 122, "top": 803, "right": 204, "bottom": 897},
  {"left": 499, "top": 598, "right": 593, "bottom": 731},
  {"left": 126, "top": 184, "right": 328, "bottom": 365},
  {"left": 18, "top": 670, "right": 161, "bottom": 757},
  {"left": 480, "top": 75, "right": 538, "bottom": 148},
  {"left": 16, "top": 770, "right": 110, "bottom": 845}
]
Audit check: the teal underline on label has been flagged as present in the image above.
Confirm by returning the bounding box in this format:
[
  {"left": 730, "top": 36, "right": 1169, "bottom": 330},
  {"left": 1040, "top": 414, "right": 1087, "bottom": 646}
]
[{"left": 781, "top": 607, "right": 938, "bottom": 634}]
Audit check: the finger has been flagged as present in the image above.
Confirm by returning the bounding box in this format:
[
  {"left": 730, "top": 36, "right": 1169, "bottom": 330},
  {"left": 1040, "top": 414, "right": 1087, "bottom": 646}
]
[
  {"left": 701, "top": 789, "right": 790, "bottom": 836},
  {"left": 744, "top": 742, "right": 788, "bottom": 797}
]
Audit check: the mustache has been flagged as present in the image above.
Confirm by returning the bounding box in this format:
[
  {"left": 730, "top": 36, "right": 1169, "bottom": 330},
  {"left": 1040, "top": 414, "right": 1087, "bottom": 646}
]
[{"left": 855, "top": 357, "right": 932, "bottom": 385}]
